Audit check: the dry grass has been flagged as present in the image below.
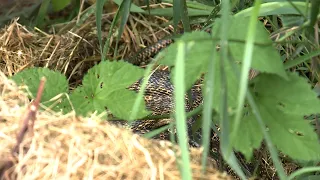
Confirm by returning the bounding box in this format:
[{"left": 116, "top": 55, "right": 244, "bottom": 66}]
[
  {"left": 0, "top": 71, "right": 232, "bottom": 179},
  {"left": 0, "top": 11, "right": 234, "bottom": 180},
  {"left": 0, "top": 9, "right": 173, "bottom": 86}
]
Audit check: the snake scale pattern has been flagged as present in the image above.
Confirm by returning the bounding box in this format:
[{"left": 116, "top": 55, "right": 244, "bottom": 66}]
[
  {"left": 123, "top": 32, "right": 259, "bottom": 147},
  {"left": 124, "top": 35, "right": 204, "bottom": 147}
]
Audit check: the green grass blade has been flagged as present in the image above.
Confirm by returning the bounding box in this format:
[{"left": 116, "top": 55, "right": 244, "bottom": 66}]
[
  {"left": 146, "top": 7, "right": 212, "bottom": 17},
  {"left": 113, "top": 0, "right": 131, "bottom": 58},
  {"left": 235, "top": 2, "right": 310, "bottom": 17},
  {"left": 129, "top": 63, "right": 154, "bottom": 121},
  {"left": 174, "top": 41, "right": 192, "bottom": 180},
  {"left": 309, "top": 0, "right": 320, "bottom": 29},
  {"left": 35, "top": 0, "right": 51, "bottom": 29},
  {"left": 231, "top": 0, "right": 261, "bottom": 154},
  {"left": 164, "top": 0, "right": 215, "bottom": 11},
  {"left": 143, "top": 124, "right": 172, "bottom": 139},
  {"left": 284, "top": 49, "right": 320, "bottom": 70},
  {"left": 180, "top": 0, "right": 191, "bottom": 32},
  {"left": 219, "top": 0, "right": 246, "bottom": 179},
  {"left": 51, "top": 0, "right": 71, "bottom": 12},
  {"left": 95, "top": 0, "right": 105, "bottom": 57},
  {"left": 219, "top": 0, "right": 231, "bottom": 161},
  {"left": 246, "top": 91, "right": 287, "bottom": 180},
  {"left": 173, "top": 0, "right": 182, "bottom": 32},
  {"left": 172, "top": 0, "right": 191, "bottom": 32},
  {"left": 201, "top": 43, "right": 216, "bottom": 173},
  {"left": 102, "top": 8, "right": 121, "bottom": 61},
  {"left": 288, "top": 166, "right": 320, "bottom": 180},
  {"left": 113, "top": 0, "right": 144, "bottom": 13},
  {"left": 144, "top": 0, "right": 151, "bottom": 14}
]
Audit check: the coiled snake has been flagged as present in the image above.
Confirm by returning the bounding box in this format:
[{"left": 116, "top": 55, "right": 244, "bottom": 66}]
[
  {"left": 121, "top": 35, "right": 204, "bottom": 147},
  {"left": 124, "top": 33, "right": 258, "bottom": 147}
]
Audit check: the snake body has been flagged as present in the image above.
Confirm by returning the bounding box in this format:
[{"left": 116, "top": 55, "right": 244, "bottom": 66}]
[
  {"left": 124, "top": 32, "right": 259, "bottom": 146},
  {"left": 124, "top": 36, "right": 204, "bottom": 147}
]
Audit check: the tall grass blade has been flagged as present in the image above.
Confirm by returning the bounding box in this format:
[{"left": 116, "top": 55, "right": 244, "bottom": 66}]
[
  {"left": 284, "top": 49, "right": 320, "bottom": 70},
  {"left": 173, "top": 0, "right": 182, "bottom": 32},
  {"left": 113, "top": 0, "right": 131, "bottom": 58},
  {"left": 219, "top": 0, "right": 246, "bottom": 179},
  {"left": 201, "top": 42, "right": 217, "bottom": 173},
  {"left": 308, "top": 0, "right": 320, "bottom": 28},
  {"left": 232, "top": 0, "right": 261, "bottom": 155},
  {"left": 102, "top": 7, "right": 121, "bottom": 61},
  {"left": 235, "top": 2, "right": 310, "bottom": 17},
  {"left": 180, "top": 0, "right": 191, "bottom": 32},
  {"left": 35, "top": 0, "right": 51, "bottom": 28},
  {"left": 246, "top": 91, "right": 287, "bottom": 180},
  {"left": 129, "top": 63, "right": 154, "bottom": 121},
  {"left": 288, "top": 166, "right": 320, "bottom": 180},
  {"left": 174, "top": 41, "right": 192, "bottom": 180},
  {"left": 95, "top": 0, "right": 105, "bottom": 57}
]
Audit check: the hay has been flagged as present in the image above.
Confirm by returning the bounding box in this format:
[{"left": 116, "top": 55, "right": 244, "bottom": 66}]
[
  {"left": 0, "top": 15, "right": 172, "bottom": 85},
  {"left": 0, "top": 17, "right": 233, "bottom": 179},
  {"left": 0, "top": 72, "right": 232, "bottom": 179}
]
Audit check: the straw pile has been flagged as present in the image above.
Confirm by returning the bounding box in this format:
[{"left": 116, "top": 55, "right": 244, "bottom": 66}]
[{"left": 0, "top": 18, "right": 232, "bottom": 179}]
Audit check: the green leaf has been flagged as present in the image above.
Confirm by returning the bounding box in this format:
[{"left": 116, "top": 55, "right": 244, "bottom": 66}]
[
  {"left": 69, "top": 61, "right": 150, "bottom": 119},
  {"left": 231, "top": 111, "right": 264, "bottom": 160},
  {"left": 255, "top": 73, "right": 320, "bottom": 115},
  {"left": 213, "top": 16, "right": 288, "bottom": 79},
  {"left": 234, "top": 72, "right": 320, "bottom": 160},
  {"left": 51, "top": 0, "right": 71, "bottom": 12},
  {"left": 211, "top": 55, "right": 240, "bottom": 113},
  {"left": 161, "top": 31, "right": 213, "bottom": 90},
  {"left": 263, "top": 108, "right": 320, "bottom": 161},
  {"left": 11, "top": 67, "right": 68, "bottom": 107}
]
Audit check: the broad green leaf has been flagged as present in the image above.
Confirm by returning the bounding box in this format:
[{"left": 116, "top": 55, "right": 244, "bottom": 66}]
[
  {"left": 262, "top": 107, "right": 320, "bottom": 161},
  {"left": 238, "top": 73, "right": 320, "bottom": 160},
  {"left": 66, "top": 85, "right": 107, "bottom": 114},
  {"left": 161, "top": 31, "right": 213, "bottom": 90},
  {"left": 233, "top": 73, "right": 320, "bottom": 160},
  {"left": 212, "top": 16, "right": 288, "bottom": 79},
  {"left": 11, "top": 67, "right": 68, "bottom": 107},
  {"left": 69, "top": 61, "right": 150, "bottom": 119},
  {"left": 231, "top": 111, "right": 264, "bottom": 160},
  {"left": 255, "top": 73, "right": 320, "bottom": 115},
  {"left": 211, "top": 55, "right": 240, "bottom": 113}
]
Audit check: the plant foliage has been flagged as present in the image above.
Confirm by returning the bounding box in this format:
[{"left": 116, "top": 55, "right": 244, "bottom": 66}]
[{"left": 9, "top": 0, "right": 320, "bottom": 179}]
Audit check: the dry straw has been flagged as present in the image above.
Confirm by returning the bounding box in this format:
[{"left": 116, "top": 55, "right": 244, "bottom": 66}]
[
  {"left": 0, "top": 72, "right": 232, "bottom": 179},
  {"left": 0, "top": 19, "right": 232, "bottom": 179}
]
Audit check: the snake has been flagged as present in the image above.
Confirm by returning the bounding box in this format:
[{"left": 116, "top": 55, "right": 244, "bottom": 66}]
[
  {"left": 123, "top": 31, "right": 259, "bottom": 147},
  {"left": 123, "top": 34, "right": 205, "bottom": 147}
]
